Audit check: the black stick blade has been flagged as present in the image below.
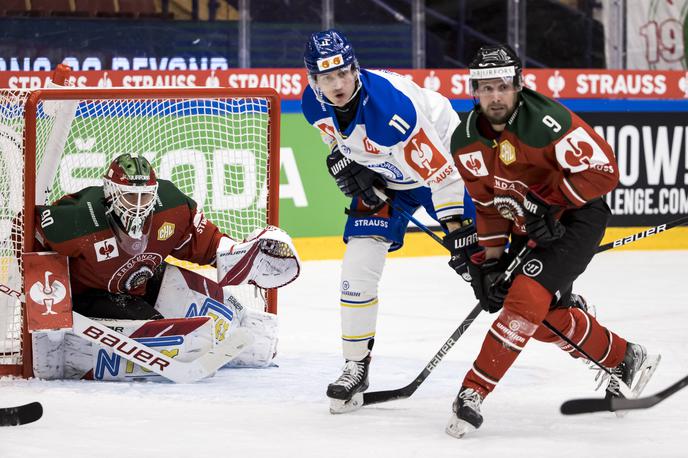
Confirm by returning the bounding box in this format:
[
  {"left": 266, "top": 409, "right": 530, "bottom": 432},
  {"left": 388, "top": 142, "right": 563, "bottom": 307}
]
[
  {"left": 363, "top": 388, "right": 413, "bottom": 406},
  {"left": 0, "top": 402, "right": 43, "bottom": 426},
  {"left": 560, "top": 398, "right": 611, "bottom": 415}
]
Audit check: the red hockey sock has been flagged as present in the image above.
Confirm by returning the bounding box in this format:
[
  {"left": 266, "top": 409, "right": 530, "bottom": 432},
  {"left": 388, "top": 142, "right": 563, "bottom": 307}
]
[
  {"left": 532, "top": 307, "right": 628, "bottom": 368},
  {"left": 463, "top": 276, "right": 552, "bottom": 397}
]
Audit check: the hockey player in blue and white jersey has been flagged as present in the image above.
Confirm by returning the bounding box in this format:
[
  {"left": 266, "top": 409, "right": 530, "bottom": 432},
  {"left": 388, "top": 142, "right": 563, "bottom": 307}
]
[{"left": 301, "top": 29, "right": 476, "bottom": 413}]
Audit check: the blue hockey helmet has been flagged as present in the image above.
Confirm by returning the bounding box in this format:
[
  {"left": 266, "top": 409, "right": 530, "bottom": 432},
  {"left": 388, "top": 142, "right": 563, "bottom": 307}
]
[{"left": 303, "top": 29, "right": 358, "bottom": 76}]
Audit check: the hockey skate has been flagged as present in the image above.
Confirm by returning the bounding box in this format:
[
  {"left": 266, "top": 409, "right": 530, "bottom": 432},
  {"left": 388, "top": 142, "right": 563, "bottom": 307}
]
[
  {"left": 327, "top": 356, "right": 370, "bottom": 414},
  {"left": 446, "top": 387, "right": 484, "bottom": 438},
  {"left": 601, "top": 342, "right": 661, "bottom": 418}
]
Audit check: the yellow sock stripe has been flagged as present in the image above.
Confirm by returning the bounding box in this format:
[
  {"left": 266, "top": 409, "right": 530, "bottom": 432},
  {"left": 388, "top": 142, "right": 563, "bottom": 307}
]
[
  {"left": 434, "top": 200, "right": 464, "bottom": 210},
  {"left": 340, "top": 298, "right": 379, "bottom": 308}
]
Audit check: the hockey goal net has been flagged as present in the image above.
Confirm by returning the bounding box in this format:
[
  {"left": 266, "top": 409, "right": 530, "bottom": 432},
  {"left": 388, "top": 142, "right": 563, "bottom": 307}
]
[{"left": 0, "top": 84, "right": 281, "bottom": 377}]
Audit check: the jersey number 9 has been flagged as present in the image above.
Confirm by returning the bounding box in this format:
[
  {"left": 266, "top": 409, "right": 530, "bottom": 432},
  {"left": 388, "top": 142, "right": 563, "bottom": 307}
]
[{"left": 542, "top": 115, "right": 561, "bottom": 133}]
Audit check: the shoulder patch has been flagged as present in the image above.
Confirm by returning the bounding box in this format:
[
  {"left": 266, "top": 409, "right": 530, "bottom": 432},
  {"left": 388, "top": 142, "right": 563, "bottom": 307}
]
[{"left": 554, "top": 126, "right": 611, "bottom": 173}]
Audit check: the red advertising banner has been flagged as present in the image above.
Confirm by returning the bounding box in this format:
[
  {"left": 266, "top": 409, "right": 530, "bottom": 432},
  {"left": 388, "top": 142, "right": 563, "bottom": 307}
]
[{"left": 2, "top": 69, "right": 688, "bottom": 99}]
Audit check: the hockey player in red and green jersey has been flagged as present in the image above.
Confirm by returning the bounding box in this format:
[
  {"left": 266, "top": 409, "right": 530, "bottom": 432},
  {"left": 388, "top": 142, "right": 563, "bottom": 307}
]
[
  {"left": 34, "top": 153, "right": 300, "bottom": 321},
  {"left": 445, "top": 45, "right": 660, "bottom": 438}
]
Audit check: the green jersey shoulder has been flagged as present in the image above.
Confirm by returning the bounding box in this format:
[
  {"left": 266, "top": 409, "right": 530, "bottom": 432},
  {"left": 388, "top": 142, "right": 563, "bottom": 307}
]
[
  {"left": 451, "top": 87, "right": 574, "bottom": 151},
  {"left": 510, "top": 87, "right": 573, "bottom": 148},
  {"left": 36, "top": 179, "right": 194, "bottom": 245}
]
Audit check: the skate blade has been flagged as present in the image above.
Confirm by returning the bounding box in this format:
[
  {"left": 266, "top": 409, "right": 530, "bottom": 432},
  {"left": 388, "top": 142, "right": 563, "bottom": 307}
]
[
  {"left": 445, "top": 417, "right": 477, "bottom": 439},
  {"left": 615, "top": 353, "right": 661, "bottom": 418},
  {"left": 329, "top": 392, "right": 364, "bottom": 414}
]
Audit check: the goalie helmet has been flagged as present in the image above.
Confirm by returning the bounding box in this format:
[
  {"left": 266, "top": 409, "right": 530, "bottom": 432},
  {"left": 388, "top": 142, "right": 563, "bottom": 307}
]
[
  {"left": 103, "top": 153, "right": 158, "bottom": 240},
  {"left": 303, "top": 29, "right": 358, "bottom": 76},
  {"left": 468, "top": 44, "right": 522, "bottom": 91}
]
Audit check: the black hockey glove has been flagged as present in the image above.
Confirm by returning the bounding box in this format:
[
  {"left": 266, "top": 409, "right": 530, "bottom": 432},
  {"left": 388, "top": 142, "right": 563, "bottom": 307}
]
[
  {"left": 326, "top": 147, "right": 385, "bottom": 207},
  {"left": 442, "top": 219, "right": 480, "bottom": 282},
  {"left": 467, "top": 251, "right": 510, "bottom": 314},
  {"left": 523, "top": 190, "right": 566, "bottom": 247}
]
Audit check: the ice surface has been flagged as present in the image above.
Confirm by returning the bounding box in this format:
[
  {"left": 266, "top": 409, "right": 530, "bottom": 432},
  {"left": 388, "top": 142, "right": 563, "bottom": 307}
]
[{"left": 1, "top": 251, "right": 686, "bottom": 457}]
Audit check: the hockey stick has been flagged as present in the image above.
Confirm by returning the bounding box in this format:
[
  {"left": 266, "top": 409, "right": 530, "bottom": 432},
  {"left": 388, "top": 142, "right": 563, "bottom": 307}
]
[
  {"left": 0, "top": 402, "right": 43, "bottom": 426},
  {"left": 597, "top": 214, "right": 688, "bottom": 252},
  {"left": 363, "top": 241, "right": 533, "bottom": 405},
  {"left": 560, "top": 374, "right": 688, "bottom": 415}
]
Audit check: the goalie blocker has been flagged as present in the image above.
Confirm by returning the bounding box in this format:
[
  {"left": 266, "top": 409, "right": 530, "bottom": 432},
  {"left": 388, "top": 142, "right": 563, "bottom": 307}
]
[{"left": 26, "top": 252, "right": 286, "bottom": 381}]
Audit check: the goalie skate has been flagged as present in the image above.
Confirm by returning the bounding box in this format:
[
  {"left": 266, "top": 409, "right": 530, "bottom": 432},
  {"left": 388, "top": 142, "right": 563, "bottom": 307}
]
[{"left": 327, "top": 356, "right": 370, "bottom": 414}]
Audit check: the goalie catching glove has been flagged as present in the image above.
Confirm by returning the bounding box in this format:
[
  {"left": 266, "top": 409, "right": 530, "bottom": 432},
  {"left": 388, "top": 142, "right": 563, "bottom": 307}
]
[{"left": 216, "top": 226, "right": 300, "bottom": 289}]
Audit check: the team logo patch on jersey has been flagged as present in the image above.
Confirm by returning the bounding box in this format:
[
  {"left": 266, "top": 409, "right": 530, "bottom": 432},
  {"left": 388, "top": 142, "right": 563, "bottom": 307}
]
[
  {"left": 457, "top": 151, "right": 489, "bottom": 177},
  {"left": 499, "top": 140, "right": 517, "bottom": 165},
  {"left": 157, "top": 222, "right": 175, "bottom": 241},
  {"left": 108, "top": 253, "right": 163, "bottom": 293},
  {"left": 494, "top": 195, "right": 525, "bottom": 221},
  {"left": 94, "top": 237, "right": 119, "bottom": 262},
  {"left": 403, "top": 129, "right": 447, "bottom": 180},
  {"left": 555, "top": 127, "right": 609, "bottom": 173}
]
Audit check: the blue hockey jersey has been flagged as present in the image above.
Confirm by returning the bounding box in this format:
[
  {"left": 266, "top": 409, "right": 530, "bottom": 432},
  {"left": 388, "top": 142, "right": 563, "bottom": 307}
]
[{"left": 302, "top": 69, "right": 466, "bottom": 220}]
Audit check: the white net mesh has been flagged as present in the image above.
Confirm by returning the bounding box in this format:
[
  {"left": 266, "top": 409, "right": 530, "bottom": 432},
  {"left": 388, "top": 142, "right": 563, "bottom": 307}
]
[
  {"left": 0, "top": 90, "right": 30, "bottom": 368},
  {"left": 0, "top": 88, "right": 278, "bottom": 372}
]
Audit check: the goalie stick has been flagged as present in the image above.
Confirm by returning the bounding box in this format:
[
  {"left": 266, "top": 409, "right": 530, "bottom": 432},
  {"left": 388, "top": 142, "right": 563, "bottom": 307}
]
[
  {"left": 560, "top": 374, "right": 688, "bottom": 415},
  {"left": 0, "top": 402, "right": 43, "bottom": 426},
  {"left": 363, "top": 189, "right": 683, "bottom": 405}
]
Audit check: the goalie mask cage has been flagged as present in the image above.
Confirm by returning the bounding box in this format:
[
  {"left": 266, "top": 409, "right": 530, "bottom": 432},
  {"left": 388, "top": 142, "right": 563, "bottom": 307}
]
[{"left": 0, "top": 87, "right": 281, "bottom": 378}]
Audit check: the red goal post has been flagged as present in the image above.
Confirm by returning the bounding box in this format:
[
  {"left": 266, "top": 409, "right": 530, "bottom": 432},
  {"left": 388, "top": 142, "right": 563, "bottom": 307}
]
[{"left": 0, "top": 86, "right": 281, "bottom": 378}]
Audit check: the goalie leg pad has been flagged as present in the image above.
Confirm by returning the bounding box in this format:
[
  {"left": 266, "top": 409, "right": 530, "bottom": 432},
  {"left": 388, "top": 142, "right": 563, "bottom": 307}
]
[
  {"left": 31, "top": 330, "right": 67, "bottom": 380},
  {"left": 340, "top": 237, "right": 390, "bottom": 361},
  {"left": 155, "top": 264, "right": 244, "bottom": 343},
  {"left": 224, "top": 308, "right": 278, "bottom": 368},
  {"left": 33, "top": 317, "right": 215, "bottom": 381}
]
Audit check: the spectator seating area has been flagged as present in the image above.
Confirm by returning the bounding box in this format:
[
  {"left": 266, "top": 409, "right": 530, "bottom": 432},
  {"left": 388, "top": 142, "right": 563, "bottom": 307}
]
[{"left": 0, "top": 0, "right": 173, "bottom": 19}]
